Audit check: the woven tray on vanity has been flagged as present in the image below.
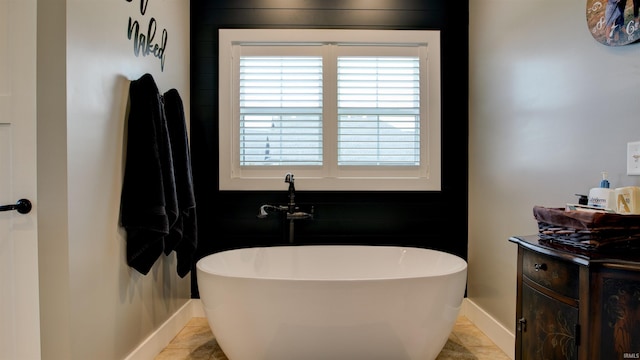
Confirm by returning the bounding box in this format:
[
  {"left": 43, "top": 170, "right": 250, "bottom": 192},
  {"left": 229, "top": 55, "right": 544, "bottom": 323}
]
[{"left": 533, "top": 206, "right": 640, "bottom": 250}]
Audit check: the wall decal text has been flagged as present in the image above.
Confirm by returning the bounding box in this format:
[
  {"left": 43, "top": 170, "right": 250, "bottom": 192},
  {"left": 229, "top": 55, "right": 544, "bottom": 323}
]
[{"left": 126, "top": 0, "right": 168, "bottom": 71}]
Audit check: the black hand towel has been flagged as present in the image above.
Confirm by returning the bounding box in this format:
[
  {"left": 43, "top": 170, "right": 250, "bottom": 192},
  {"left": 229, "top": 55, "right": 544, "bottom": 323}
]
[
  {"left": 120, "top": 73, "right": 179, "bottom": 275},
  {"left": 163, "top": 88, "right": 197, "bottom": 277}
]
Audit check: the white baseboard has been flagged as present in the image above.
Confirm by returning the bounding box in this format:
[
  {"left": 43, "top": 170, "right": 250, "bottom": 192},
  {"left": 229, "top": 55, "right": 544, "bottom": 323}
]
[
  {"left": 124, "top": 298, "right": 514, "bottom": 360},
  {"left": 123, "top": 299, "right": 204, "bottom": 360},
  {"left": 191, "top": 298, "right": 205, "bottom": 316},
  {"left": 461, "top": 298, "right": 515, "bottom": 360}
]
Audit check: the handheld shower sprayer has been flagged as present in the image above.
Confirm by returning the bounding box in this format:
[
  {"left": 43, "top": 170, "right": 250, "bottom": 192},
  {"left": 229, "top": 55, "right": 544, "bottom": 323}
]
[
  {"left": 284, "top": 173, "right": 295, "bottom": 213},
  {"left": 284, "top": 172, "right": 294, "bottom": 184}
]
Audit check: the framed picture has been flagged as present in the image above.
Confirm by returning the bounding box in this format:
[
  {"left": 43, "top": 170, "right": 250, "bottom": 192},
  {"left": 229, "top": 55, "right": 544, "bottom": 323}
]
[{"left": 587, "top": 0, "right": 640, "bottom": 45}]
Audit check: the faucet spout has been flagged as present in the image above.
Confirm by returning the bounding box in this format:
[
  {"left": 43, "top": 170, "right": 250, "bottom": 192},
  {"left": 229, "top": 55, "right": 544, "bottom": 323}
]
[
  {"left": 257, "top": 204, "right": 270, "bottom": 218},
  {"left": 257, "top": 204, "right": 287, "bottom": 218}
]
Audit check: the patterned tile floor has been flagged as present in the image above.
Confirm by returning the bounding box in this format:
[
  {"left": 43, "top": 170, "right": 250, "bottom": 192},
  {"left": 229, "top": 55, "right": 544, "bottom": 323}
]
[{"left": 154, "top": 316, "right": 511, "bottom": 360}]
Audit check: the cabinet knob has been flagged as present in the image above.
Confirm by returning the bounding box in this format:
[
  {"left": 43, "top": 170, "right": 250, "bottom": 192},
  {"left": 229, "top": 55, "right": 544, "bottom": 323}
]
[{"left": 534, "top": 263, "right": 547, "bottom": 272}]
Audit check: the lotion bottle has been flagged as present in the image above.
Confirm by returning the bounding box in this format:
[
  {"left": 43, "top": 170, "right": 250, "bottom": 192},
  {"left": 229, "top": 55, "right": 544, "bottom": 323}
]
[{"left": 587, "top": 171, "right": 615, "bottom": 210}]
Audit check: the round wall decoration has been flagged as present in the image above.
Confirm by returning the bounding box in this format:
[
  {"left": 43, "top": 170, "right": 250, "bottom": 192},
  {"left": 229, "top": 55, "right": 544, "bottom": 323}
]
[{"left": 587, "top": 0, "right": 640, "bottom": 45}]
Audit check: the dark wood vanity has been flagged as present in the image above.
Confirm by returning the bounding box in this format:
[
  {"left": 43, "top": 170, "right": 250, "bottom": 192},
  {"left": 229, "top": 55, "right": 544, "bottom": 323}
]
[{"left": 510, "top": 235, "right": 640, "bottom": 360}]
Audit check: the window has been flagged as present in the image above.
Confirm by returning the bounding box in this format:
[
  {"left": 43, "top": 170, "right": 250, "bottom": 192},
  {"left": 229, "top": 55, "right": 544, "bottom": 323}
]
[{"left": 219, "top": 29, "right": 441, "bottom": 191}]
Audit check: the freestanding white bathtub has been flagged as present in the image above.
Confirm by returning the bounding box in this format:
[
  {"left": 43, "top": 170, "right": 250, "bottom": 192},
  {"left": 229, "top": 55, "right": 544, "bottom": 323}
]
[{"left": 196, "top": 245, "right": 468, "bottom": 360}]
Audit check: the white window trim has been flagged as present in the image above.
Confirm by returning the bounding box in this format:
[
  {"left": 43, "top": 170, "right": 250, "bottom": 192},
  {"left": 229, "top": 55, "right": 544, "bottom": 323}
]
[{"left": 219, "top": 29, "right": 441, "bottom": 191}]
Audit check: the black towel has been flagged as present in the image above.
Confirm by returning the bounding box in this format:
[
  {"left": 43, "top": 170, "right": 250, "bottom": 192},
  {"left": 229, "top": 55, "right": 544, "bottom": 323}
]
[
  {"left": 120, "top": 73, "right": 179, "bottom": 275},
  {"left": 163, "top": 88, "right": 197, "bottom": 277}
]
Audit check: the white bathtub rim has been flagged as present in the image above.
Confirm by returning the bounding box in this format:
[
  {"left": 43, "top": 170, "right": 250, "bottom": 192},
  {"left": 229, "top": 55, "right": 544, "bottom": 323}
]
[{"left": 196, "top": 245, "right": 468, "bottom": 282}]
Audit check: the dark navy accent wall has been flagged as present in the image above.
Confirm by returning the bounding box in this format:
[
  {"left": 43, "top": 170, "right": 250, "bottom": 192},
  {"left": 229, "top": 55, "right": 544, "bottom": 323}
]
[{"left": 190, "top": 0, "right": 469, "bottom": 297}]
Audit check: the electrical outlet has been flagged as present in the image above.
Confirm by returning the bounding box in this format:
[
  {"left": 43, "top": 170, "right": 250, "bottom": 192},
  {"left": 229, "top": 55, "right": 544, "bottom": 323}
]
[{"left": 628, "top": 141, "right": 640, "bottom": 175}]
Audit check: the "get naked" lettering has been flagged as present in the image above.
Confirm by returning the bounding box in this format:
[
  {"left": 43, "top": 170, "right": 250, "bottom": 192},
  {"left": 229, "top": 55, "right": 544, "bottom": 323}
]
[{"left": 125, "top": 0, "right": 168, "bottom": 71}]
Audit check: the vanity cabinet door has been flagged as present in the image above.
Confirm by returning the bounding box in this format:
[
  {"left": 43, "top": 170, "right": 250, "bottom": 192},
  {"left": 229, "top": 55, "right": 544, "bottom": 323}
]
[
  {"left": 597, "top": 270, "right": 640, "bottom": 360},
  {"left": 521, "top": 283, "right": 578, "bottom": 360}
]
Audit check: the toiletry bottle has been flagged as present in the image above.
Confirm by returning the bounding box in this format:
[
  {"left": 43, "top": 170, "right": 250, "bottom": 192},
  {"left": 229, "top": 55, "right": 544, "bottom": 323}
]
[
  {"left": 615, "top": 186, "right": 640, "bottom": 214},
  {"left": 575, "top": 194, "right": 588, "bottom": 205},
  {"left": 587, "top": 171, "right": 615, "bottom": 210}
]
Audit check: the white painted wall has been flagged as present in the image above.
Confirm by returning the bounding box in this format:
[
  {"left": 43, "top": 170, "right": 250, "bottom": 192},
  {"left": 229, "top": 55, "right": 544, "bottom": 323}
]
[
  {"left": 468, "top": 0, "right": 640, "bottom": 349},
  {"left": 37, "top": 0, "right": 190, "bottom": 359}
]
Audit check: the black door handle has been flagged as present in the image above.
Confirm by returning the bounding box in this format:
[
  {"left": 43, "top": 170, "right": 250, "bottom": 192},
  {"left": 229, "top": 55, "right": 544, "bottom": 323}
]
[{"left": 0, "top": 199, "right": 32, "bottom": 214}]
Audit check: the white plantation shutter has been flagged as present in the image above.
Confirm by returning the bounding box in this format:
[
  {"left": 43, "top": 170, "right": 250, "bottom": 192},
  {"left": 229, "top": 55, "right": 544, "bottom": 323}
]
[
  {"left": 239, "top": 56, "right": 323, "bottom": 166},
  {"left": 218, "top": 29, "right": 441, "bottom": 191},
  {"left": 337, "top": 57, "right": 420, "bottom": 166},
  {"left": 239, "top": 55, "right": 421, "bottom": 167}
]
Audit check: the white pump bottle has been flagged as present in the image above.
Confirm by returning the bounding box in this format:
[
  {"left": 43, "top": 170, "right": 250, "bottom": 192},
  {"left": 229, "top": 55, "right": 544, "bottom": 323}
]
[{"left": 587, "top": 171, "right": 615, "bottom": 210}]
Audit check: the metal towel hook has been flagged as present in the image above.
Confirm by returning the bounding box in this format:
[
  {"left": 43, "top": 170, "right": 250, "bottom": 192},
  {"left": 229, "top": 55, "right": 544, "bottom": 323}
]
[{"left": 0, "top": 199, "right": 32, "bottom": 214}]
